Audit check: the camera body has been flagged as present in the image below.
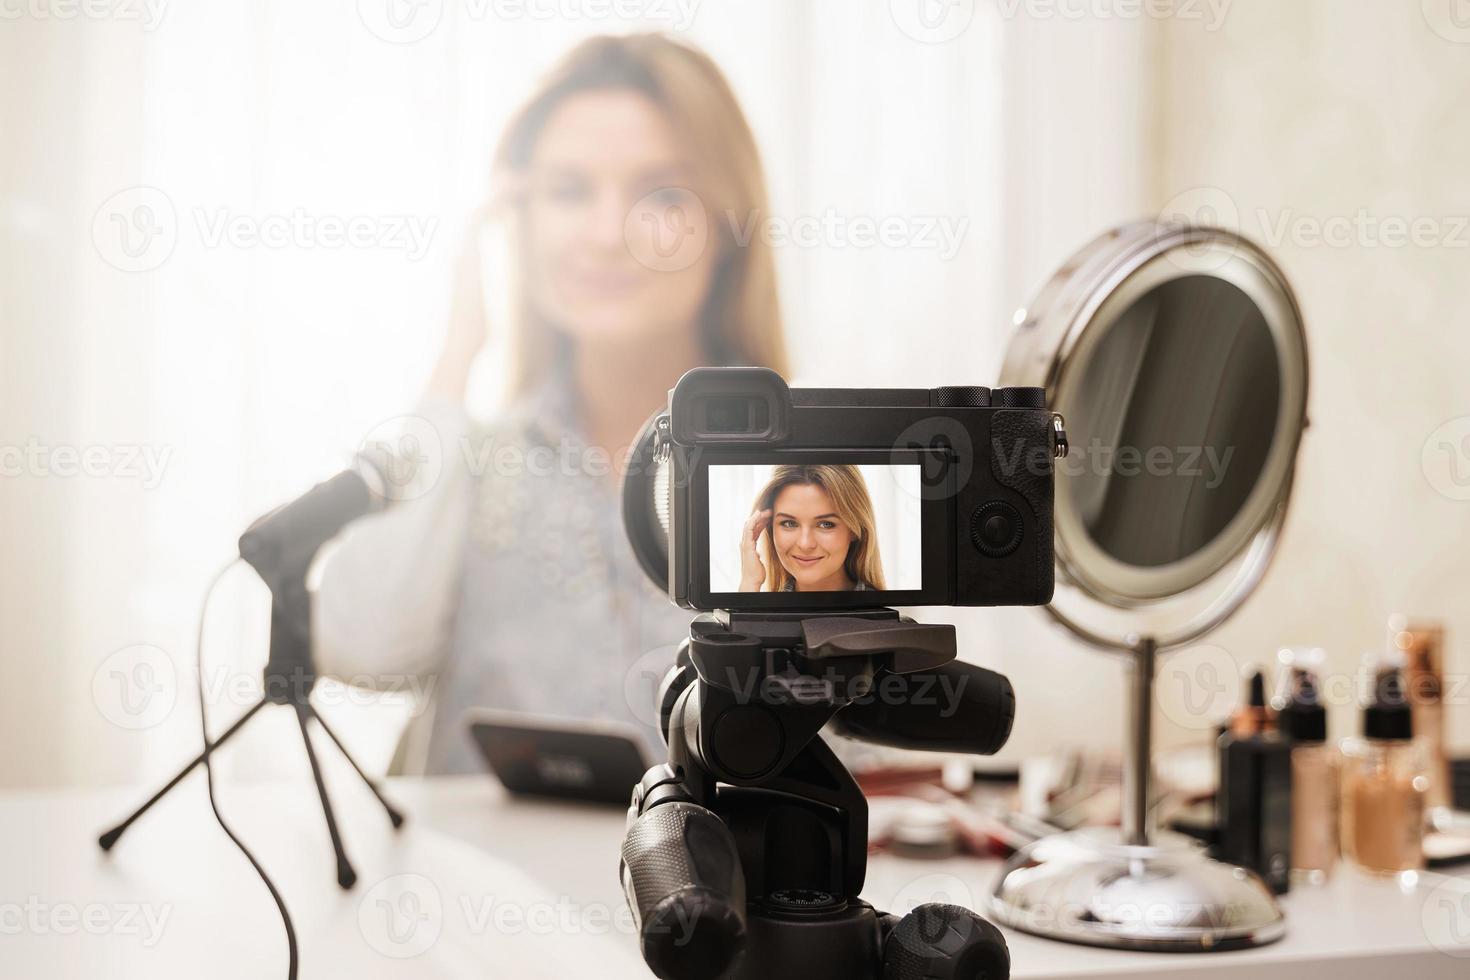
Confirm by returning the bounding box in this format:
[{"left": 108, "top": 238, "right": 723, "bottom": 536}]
[{"left": 657, "top": 367, "right": 1063, "bottom": 611}]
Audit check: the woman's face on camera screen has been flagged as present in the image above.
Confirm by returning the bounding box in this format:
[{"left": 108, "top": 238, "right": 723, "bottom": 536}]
[
  {"left": 770, "top": 483, "right": 855, "bottom": 591},
  {"left": 523, "top": 89, "right": 718, "bottom": 348}
]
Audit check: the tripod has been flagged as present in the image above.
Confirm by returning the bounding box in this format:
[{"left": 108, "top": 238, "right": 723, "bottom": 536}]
[
  {"left": 98, "top": 490, "right": 405, "bottom": 889},
  {"left": 619, "top": 609, "right": 1015, "bottom": 980}
]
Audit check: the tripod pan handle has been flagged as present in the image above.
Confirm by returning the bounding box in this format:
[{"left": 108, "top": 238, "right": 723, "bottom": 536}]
[{"left": 621, "top": 800, "right": 748, "bottom": 979}]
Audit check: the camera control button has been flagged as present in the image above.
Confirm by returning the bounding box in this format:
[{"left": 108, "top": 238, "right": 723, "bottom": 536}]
[
  {"left": 993, "top": 386, "right": 1047, "bottom": 409},
  {"left": 971, "top": 501, "right": 1024, "bottom": 558},
  {"left": 935, "top": 386, "right": 991, "bottom": 407}
]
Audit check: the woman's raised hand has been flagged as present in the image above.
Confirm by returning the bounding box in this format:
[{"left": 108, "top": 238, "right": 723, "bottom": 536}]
[
  {"left": 737, "top": 509, "right": 772, "bottom": 591},
  {"left": 427, "top": 206, "right": 494, "bottom": 402}
]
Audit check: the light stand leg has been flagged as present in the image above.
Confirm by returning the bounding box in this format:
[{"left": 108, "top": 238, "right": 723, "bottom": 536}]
[
  {"left": 98, "top": 698, "right": 269, "bottom": 852},
  {"left": 306, "top": 706, "right": 405, "bottom": 829},
  {"left": 294, "top": 702, "right": 356, "bottom": 889}
]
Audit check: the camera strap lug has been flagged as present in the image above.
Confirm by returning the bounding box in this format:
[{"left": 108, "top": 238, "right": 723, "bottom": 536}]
[
  {"left": 652, "top": 413, "right": 672, "bottom": 464},
  {"left": 1051, "top": 412, "right": 1069, "bottom": 458}
]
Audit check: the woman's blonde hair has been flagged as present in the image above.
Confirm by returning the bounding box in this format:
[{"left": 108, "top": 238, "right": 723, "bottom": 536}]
[
  {"left": 492, "top": 34, "right": 787, "bottom": 401},
  {"left": 754, "top": 465, "right": 886, "bottom": 592}
]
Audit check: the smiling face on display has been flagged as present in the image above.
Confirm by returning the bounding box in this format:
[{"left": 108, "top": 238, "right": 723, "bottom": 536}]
[{"left": 770, "top": 483, "right": 857, "bottom": 591}]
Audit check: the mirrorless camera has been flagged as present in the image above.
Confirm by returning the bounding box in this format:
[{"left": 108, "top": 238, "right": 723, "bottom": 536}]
[{"left": 652, "top": 367, "right": 1065, "bottom": 611}]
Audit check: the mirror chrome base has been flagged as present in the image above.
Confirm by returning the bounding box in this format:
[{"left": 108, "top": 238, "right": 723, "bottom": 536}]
[{"left": 988, "top": 827, "right": 1286, "bottom": 952}]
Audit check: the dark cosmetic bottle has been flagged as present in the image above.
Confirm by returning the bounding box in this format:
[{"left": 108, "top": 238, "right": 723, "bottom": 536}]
[{"left": 1217, "top": 669, "right": 1294, "bottom": 894}]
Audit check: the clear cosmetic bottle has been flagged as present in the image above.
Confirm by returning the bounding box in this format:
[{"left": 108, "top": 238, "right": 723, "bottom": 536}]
[
  {"left": 1274, "top": 649, "right": 1338, "bottom": 884},
  {"left": 1340, "top": 659, "right": 1428, "bottom": 877}
]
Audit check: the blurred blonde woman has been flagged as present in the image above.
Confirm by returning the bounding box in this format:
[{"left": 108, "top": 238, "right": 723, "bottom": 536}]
[
  {"left": 314, "top": 35, "right": 787, "bottom": 774},
  {"left": 738, "top": 465, "right": 887, "bottom": 593}
]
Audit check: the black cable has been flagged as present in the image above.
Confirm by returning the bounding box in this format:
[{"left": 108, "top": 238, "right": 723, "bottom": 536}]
[{"left": 196, "top": 559, "right": 299, "bottom": 980}]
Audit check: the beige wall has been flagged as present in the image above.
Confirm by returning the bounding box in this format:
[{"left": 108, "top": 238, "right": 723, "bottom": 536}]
[{"left": 1149, "top": 0, "right": 1470, "bottom": 753}]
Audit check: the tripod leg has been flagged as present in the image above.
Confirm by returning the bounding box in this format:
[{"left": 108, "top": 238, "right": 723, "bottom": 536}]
[
  {"left": 305, "top": 706, "right": 405, "bottom": 829},
  {"left": 294, "top": 702, "right": 357, "bottom": 890},
  {"left": 98, "top": 698, "right": 269, "bottom": 852}
]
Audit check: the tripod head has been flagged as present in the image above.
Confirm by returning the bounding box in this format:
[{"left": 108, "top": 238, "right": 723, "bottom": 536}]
[{"left": 621, "top": 609, "right": 1014, "bottom": 980}]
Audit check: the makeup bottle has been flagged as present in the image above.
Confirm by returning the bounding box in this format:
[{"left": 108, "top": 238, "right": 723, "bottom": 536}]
[
  {"left": 1390, "top": 617, "right": 1451, "bottom": 821},
  {"left": 1273, "top": 648, "right": 1338, "bottom": 884},
  {"left": 1217, "top": 668, "right": 1293, "bottom": 894},
  {"left": 1340, "top": 659, "right": 1428, "bottom": 877}
]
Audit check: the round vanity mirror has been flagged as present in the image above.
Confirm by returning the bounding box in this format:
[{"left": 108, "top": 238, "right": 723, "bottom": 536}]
[{"left": 990, "top": 222, "right": 1310, "bottom": 951}]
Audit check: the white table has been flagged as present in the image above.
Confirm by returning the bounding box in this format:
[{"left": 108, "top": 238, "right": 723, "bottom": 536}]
[{"left": 4, "top": 772, "right": 1468, "bottom": 978}]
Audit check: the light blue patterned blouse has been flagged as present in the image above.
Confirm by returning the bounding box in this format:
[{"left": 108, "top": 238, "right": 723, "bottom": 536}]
[{"left": 423, "top": 382, "right": 696, "bottom": 774}]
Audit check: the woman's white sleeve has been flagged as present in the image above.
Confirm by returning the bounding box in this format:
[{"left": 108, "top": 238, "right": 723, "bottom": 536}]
[{"left": 310, "top": 398, "right": 473, "bottom": 687}]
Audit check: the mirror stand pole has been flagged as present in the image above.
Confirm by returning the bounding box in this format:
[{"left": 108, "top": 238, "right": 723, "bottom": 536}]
[{"left": 1122, "top": 636, "right": 1157, "bottom": 846}]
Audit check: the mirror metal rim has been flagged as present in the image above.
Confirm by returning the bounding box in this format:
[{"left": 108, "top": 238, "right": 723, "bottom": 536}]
[{"left": 1001, "top": 221, "right": 1310, "bottom": 650}]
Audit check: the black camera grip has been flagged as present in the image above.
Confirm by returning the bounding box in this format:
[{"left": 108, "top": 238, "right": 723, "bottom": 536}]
[
  {"left": 620, "top": 801, "right": 748, "bottom": 980},
  {"left": 834, "top": 661, "right": 1015, "bottom": 756}
]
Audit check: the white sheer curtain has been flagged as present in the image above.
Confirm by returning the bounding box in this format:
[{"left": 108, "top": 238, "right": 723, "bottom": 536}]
[{"left": 1, "top": 1, "right": 1154, "bottom": 788}]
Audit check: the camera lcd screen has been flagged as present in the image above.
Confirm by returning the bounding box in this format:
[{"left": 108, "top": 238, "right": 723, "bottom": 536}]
[{"left": 706, "top": 463, "right": 924, "bottom": 594}]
